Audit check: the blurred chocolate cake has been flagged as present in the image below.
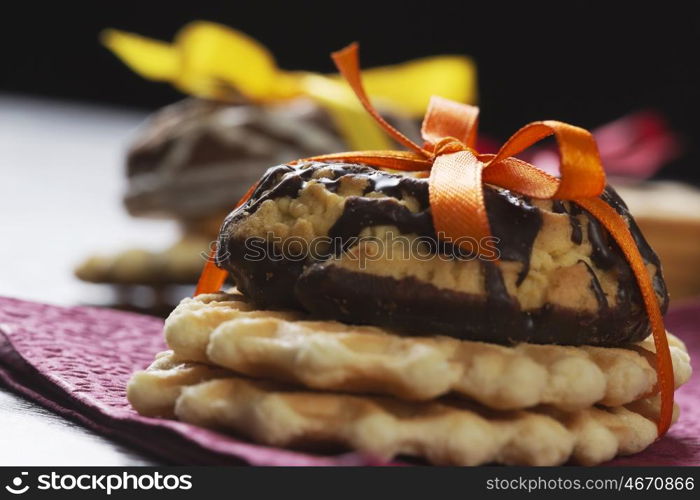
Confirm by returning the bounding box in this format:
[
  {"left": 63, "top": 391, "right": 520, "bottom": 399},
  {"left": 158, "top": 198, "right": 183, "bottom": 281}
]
[
  {"left": 123, "top": 97, "right": 418, "bottom": 220},
  {"left": 124, "top": 98, "right": 339, "bottom": 219}
]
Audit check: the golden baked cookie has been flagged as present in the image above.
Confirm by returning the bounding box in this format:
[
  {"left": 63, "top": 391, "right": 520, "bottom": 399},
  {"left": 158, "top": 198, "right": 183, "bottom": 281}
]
[
  {"left": 163, "top": 291, "right": 691, "bottom": 411},
  {"left": 75, "top": 234, "right": 210, "bottom": 285},
  {"left": 128, "top": 352, "right": 678, "bottom": 466}
]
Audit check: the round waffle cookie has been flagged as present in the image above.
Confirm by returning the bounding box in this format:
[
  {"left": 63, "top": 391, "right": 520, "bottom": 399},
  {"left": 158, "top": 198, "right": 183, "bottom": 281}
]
[
  {"left": 75, "top": 234, "right": 212, "bottom": 286},
  {"left": 162, "top": 291, "right": 691, "bottom": 412},
  {"left": 128, "top": 351, "right": 680, "bottom": 466}
]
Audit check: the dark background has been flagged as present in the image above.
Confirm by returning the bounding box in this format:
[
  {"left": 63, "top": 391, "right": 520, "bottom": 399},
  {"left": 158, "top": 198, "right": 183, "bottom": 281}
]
[{"left": 2, "top": 2, "right": 698, "bottom": 182}]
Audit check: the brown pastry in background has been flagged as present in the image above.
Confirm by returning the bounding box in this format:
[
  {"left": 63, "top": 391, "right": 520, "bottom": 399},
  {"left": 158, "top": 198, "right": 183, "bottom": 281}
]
[{"left": 75, "top": 23, "right": 475, "bottom": 313}]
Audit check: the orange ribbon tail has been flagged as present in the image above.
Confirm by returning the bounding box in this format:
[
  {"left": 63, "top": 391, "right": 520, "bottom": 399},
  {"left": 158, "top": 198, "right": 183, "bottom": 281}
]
[
  {"left": 576, "top": 197, "right": 674, "bottom": 435},
  {"left": 194, "top": 182, "right": 258, "bottom": 296}
]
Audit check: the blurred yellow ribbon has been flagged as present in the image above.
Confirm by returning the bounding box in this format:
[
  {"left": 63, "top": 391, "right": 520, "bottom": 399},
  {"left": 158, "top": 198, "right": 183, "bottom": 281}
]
[{"left": 101, "top": 21, "right": 477, "bottom": 150}]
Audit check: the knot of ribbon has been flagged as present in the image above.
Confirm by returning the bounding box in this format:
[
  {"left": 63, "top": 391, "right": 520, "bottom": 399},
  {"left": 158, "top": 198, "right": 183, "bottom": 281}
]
[
  {"left": 195, "top": 43, "right": 674, "bottom": 436},
  {"left": 430, "top": 137, "right": 475, "bottom": 157}
]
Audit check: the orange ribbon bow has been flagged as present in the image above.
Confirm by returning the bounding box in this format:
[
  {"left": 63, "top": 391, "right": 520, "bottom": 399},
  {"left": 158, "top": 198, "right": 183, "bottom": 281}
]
[{"left": 195, "top": 43, "right": 674, "bottom": 436}]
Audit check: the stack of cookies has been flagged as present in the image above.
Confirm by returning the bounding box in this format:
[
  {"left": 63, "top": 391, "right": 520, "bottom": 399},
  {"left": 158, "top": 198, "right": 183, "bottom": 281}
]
[{"left": 128, "top": 162, "right": 692, "bottom": 466}]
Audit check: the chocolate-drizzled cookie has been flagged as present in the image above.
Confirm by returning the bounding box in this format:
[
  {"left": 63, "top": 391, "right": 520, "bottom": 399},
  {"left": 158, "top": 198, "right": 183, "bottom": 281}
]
[
  {"left": 124, "top": 98, "right": 420, "bottom": 220},
  {"left": 216, "top": 162, "right": 669, "bottom": 346},
  {"left": 124, "top": 98, "right": 346, "bottom": 219}
]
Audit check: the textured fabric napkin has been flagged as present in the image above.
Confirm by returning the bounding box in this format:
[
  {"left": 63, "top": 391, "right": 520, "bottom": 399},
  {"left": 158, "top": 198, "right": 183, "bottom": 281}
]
[{"left": 0, "top": 295, "right": 697, "bottom": 466}]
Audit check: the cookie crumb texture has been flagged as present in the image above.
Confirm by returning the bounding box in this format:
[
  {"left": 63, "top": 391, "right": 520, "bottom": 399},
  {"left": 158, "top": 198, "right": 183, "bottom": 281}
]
[{"left": 217, "top": 162, "right": 669, "bottom": 346}]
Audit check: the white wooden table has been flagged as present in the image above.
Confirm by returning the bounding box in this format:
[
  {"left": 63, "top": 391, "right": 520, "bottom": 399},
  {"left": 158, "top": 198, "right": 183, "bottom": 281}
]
[{"left": 0, "top": 95, "right": 180, "bottom": 465}]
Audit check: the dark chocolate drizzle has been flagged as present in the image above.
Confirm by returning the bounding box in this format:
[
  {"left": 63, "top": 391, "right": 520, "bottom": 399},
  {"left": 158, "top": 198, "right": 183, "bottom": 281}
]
[
  {"left": 552, "top": 199, "right": 583, "bottom": 245},
  {"left": 484, "top": 190, "right": 542, "bottom": 285},
  {"left": 483, "top": 261, "right": 511, "bottom": 305},
  {"left": 579, "top": 259, "right": 609, "bottom": 311},
  {"left": 572, "top": 186, "right": 669, "bottom": 314},
  {"left": 586, "top": 217, "right": 618, "bottom": 270},
  {"left": 568, "top": 203, "right": 584, "bottom": 245},
  {"left": 366, "top": 172, "right": 430, "bottom": 208},
  {"left": 329, "top": 198, "right": 434, "bottom": 253}
]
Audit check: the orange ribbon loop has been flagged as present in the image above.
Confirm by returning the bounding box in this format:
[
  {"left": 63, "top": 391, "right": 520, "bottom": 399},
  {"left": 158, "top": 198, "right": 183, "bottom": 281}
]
[
  {"left": 195, "top": 43, "right": 674, "bottom": 437},
  {"left": 422, "top": 96, "right": 479, "bottom": 149},
  {"left": 331, "top": 43, "right": 426, "bottom": 156},
  {"left": 488, "top": 121, "right": 606, "bottom": 199}
]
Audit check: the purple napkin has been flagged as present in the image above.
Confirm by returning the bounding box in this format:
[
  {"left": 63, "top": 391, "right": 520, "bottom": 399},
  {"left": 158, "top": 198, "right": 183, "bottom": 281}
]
[{"left": 0, "top": 295, "right": 697, "bottom": 466}]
